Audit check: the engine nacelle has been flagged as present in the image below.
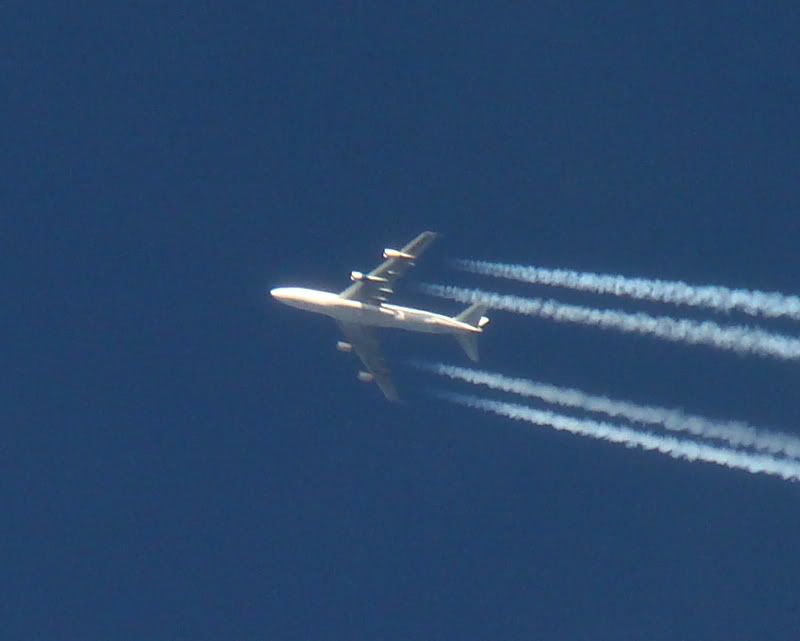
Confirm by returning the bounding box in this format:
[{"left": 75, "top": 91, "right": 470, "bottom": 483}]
[
  {"left": 383, "top": 248, "right": 415, "bottom": 260},
  {"left": 336, "top": 341, "right": 353, "bottom": 353},
  {"left": 357, "top": 371, "right": 374, "bottom": 383},
  {"left": 351, "top": 270, "right": 390, "bottom": 284}
]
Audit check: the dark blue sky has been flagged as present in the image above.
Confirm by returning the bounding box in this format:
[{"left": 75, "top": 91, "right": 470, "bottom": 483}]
[{"left": 6, "top": 3, "right": 800, "bottom": 639}]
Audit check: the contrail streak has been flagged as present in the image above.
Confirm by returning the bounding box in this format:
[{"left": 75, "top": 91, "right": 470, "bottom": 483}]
[
  {"left": 417, "top": 363, "right": 800, "bottom": 459},
  {"left": 434, "top": 391, "right": 800, "bottom": 482},
  {"left": 421, "top": 284, "right": 800, "bottom": 362},
  {"left": 454, "top": 259, "right": 800, "bottom": 322}
]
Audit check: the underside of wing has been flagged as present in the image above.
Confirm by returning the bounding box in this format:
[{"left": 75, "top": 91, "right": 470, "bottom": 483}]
[
  {"left": 337, "top": 321, "right": 400, "bottom": 402},
  {"left": 340, "top": 231, "right": 439, "bottom": 304}
]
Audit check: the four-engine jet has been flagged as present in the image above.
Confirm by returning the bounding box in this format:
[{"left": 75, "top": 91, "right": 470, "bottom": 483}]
[{"left": 271, "top": 231, "right": 490, "bottom": 401}]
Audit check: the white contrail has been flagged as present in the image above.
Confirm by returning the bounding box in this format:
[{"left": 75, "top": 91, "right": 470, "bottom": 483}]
[
  {"left": 454, "top": 259, "right": 800, "bottom": 322},
  {"left": 417, "top": 363, "right": 800, "bottom": 459},
  {"left": 434, "top": 391, "right": 800, "bottom": 482},
  {"left": 421, "top": 284, "right": 800, "bottom": 362}
]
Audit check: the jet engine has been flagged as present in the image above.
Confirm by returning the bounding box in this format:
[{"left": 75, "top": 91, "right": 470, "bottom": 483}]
[
  {"left": 357, "top": 371, "right": 374, "bottom": 383},
  {"left": 336, "top": 341, "right": 353, "bottom": 353},
  {"left": 383, "top": 248, "right": 415, "bottom": 260},
  {"left": 351, "top": 270, "right": 390, "bottom": 283}
]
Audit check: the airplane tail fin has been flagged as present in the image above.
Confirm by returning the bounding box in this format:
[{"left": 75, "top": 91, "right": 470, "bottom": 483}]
[{"left": 454, "top": 303, "right": 490, "bottom": 362}]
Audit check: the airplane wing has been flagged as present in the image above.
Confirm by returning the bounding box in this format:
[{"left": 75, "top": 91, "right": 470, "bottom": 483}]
[
  {"left": 339, "top": 231, "right": 439, "bottom": 304},
  {"left": 337, "top": 321, "right": 400, "bottom": 402}
]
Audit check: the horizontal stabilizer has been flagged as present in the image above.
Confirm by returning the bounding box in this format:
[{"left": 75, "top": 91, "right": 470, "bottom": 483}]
[
  {"left": 456, "top": 303, "right": 490, "bottom": 328},
  {"left": 454, "top": 333, "right": 480, "bottom": 362}
]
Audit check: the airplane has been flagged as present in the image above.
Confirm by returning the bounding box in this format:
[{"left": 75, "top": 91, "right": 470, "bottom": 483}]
[{"left": 270, "top": 231, "right": 490, "bottom": 401}]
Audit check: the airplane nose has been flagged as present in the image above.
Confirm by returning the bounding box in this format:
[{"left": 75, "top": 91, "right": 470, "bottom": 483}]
[{"left": 270, "top": 287, "right": 286, "bottom": 301}]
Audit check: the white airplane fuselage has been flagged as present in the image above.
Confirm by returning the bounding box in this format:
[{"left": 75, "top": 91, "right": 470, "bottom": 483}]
[{"left": 270, "top": 287, "right": 479, "bottom": 335}]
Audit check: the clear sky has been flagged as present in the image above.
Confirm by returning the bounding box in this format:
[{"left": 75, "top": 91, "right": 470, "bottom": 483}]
[{"left": 6, "top": 3, "right": 800, "bottom": 640}]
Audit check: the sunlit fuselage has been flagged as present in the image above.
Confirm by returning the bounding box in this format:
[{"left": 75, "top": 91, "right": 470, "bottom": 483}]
[{"left": 270, "top": 287, "right": 479, "bottom": 335}]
